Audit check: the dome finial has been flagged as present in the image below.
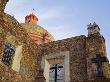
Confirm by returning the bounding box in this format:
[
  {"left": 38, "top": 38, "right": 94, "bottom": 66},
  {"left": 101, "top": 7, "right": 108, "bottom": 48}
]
[{"left": 32, "top": 9, "right": 35, "bottom": 14}]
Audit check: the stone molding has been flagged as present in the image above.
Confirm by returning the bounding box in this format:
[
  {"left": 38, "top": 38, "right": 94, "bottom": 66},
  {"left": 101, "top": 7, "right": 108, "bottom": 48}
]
[{"left": 41, "top": 51, "right": 70, "bottom": 82}]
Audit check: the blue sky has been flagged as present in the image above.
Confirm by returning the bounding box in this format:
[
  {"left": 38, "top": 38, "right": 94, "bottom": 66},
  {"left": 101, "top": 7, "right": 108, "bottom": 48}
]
[{"left": 5, "top": 0, "right": 110, "bottom": 60}]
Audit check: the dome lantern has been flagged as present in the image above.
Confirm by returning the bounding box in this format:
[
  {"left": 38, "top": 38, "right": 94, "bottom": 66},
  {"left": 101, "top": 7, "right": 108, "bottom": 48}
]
[{"left": 25, "top": 14, "right": 38, "bottom": 25}]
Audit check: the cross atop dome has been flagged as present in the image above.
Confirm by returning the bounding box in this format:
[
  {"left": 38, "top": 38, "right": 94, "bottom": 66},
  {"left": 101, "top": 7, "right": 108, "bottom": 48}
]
[{"left": 31, "top": 9, "right": 36, "bottom": 14}]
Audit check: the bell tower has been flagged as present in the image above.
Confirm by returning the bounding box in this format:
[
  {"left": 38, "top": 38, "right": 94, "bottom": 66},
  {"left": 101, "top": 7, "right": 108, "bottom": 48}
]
[
  {"left": 0, "top": 0, "right": 9, "bottom": 12},
  {"left": 25, "top": 14, "right": 38, "bottom": 25}
]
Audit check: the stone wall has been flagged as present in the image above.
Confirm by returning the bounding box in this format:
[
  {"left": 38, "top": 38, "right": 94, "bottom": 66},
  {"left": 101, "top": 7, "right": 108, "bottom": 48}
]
[
  {"left": 0, "top": 1, "right": 110, "bottom": 82},
  {"left": 37, "top": 35, "right": 87, "bottom": 82},
  {"left": 0, "top": 63, "right": 22, "bottom": 82},
  {"left": 37, "top": 34, "right": 110, "bottom": 82},
  {"left": 0, "top": 11, "right": 39, "bottom": 82},
  {"left": 86, "top": 35, "right": 110, "bottom": 80}
]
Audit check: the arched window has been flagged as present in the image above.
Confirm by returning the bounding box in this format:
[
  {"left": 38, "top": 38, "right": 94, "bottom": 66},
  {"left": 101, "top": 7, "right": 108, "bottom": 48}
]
[{"left": 2, "top": 43, "right": 15, "bottom": 66}]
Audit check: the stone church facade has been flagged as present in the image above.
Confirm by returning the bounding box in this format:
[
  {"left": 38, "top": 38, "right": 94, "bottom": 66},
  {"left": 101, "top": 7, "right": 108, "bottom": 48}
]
[
  {"left": 37, "top": 31, "right": 110, "bottom": 82},
  {"left": 0, "top": 0, "right": 110, "bottom": 82}
]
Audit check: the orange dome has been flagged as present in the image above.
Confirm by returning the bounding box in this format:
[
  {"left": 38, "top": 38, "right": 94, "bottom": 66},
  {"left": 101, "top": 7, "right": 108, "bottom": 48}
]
[{"left": 21, "top": 13, "right": 54, "bottom": 45}]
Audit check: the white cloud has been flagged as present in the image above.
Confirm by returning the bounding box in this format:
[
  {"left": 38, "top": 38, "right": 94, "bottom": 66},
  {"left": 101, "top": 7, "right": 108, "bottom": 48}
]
[{"left": 39, "top": 7, "right": 63, "bottom": 21}]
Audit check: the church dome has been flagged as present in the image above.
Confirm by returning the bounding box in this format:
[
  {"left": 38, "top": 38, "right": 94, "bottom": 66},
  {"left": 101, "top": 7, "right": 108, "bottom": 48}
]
[{"left": 21, "top": 13, "right": 54, "bottom": 45}]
